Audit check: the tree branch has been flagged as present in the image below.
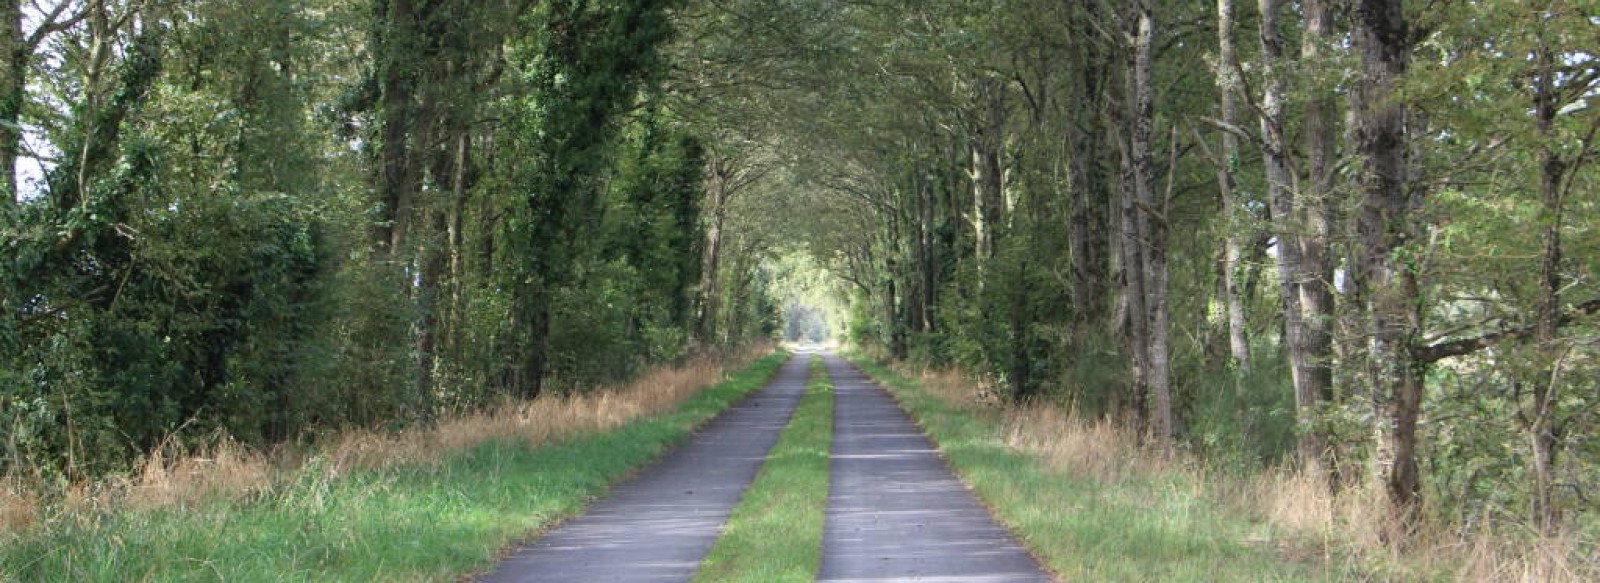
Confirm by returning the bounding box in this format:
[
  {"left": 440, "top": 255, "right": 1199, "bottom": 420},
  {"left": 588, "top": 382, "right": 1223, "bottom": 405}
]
[
  {"left": 1412, "top": 298, "right": 1600, "bottom": 363},
  {"left": 1199, "top": 115, "right": 1270, "bottom": 153}
]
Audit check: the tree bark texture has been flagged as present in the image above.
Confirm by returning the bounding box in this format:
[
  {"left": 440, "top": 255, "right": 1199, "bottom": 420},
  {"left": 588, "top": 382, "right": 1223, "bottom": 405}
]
[
  {"left": 1215, "top": 0, "right": 1251, "bottom": 375},
  {"left": 1350, "top": 0, "right": 1423, "bottom": 527}
]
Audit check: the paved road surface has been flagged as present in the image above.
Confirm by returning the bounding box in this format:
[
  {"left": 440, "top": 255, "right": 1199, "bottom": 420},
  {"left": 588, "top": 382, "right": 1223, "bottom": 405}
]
[
  {"left": 477, "top": 351, "right": 1054, "bottom": 582},
  {"left": 817, "top": 354, "right": 1054, "bottom": 583},
  {"left": 477, "top": 353, "right": 809, "bottom": 583}
]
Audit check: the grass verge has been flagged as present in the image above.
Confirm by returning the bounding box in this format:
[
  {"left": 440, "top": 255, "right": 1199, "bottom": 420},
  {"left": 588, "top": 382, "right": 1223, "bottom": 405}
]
[
  {"left": 844, "top": 354, "right": 1335, "bottom": 582},
  {"left": 692, "top": 355, "right": 834, "bottom": 583},
  {"left": 0, "top": 351, "right": 788, "bottom": 582}
]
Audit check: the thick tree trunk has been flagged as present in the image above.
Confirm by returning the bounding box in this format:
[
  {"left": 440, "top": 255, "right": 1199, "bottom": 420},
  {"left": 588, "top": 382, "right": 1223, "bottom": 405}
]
[
  {"left": 696, "top": 152, "right": 729, "bottom": 345},
  {"left": 418, "top": 204, "right": 446, "bottom": 402},
  {"left": 1010, "top": 255, "right": 1032, "bottom": 399},
  {"left": 1350, "top": 0, "right": 1422, "bottom": 528},
  {"left": 885, "top": 211, "right": 908, "bottom": 359},
  {"left": 1259, "top": 0, "right": 1327, "bottom": 477},
  {"left": 1117, "top": 160, "right": 1148, "bottom": 437},
  {"left": 1113, "top": 7, "right": 1152, "bottom": 440},
  {"left": 1296, "top": 0, "right": 1339, "bottom": 483},
  {"left": 1130, "top": 5, "right": 1172, "bottom": 445},
  {"left": 377, "top": 0, "right": 420, "bottom": 257},
  {"left": 1067, "top": 26, "right": 1110, "bottom": 337}
]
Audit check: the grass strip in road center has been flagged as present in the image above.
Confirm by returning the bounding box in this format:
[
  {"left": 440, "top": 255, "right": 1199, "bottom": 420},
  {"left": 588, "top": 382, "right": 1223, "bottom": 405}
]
[
  {"left": 844, "top": 354, "right": 1335, "bottom": 582},
  {"left": 1, "top": 352, "right": 789, "bottom": 582},
  {"left": 693, "top": 355, "right": 834, "bottom": 583}
]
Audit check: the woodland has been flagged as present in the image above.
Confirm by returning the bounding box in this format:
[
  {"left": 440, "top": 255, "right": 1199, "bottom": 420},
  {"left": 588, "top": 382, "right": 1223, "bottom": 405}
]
[{"left": 1, "top": 0, "right": 1597, "bottom": 562}]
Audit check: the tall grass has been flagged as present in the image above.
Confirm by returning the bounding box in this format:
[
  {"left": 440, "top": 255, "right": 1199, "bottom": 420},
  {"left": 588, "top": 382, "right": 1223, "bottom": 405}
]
[
  {"left": 0, "top": 346, "right": 782, "bottom": 581},
  {"left": 867, "top": 358, "right": 1598, "bottom": 582}
]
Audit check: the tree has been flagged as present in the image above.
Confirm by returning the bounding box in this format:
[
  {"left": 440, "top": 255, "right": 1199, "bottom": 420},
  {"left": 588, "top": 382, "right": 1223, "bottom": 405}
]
[{"left": 1348, "top": 0, "right": 1424, "bottom": 527}]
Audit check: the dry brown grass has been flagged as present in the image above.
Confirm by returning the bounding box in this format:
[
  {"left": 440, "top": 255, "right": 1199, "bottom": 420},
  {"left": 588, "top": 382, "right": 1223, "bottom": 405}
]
[
  {"left": 130, "top": 434, "right": 276, "bottom": 509},
  {"left": 324, "top": 356, "right": 728, "bottom": 473},
  {"left": 3, "top": 345, "right": 767, "bottom": 534},
  {"left": 904, "top": 365, "right": 1166, "bottom": 482},
  {"left": 0, "top": 479, "right": 36, "bottom": 532},
  {"left": 890, "top": 361, "right": 1598, "bottom": 583}
]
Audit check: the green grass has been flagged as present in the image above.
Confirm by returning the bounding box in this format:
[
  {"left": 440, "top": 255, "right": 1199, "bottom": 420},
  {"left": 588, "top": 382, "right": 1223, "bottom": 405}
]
[
  {"left": 693, "top": 355, "right": 834, "bottom": 583},
  {"left": 0, "top": 352, "right": 789, "bottom": 582},
  {"left": 845, "top": 354, "right": 1336, "bottom": 583}
]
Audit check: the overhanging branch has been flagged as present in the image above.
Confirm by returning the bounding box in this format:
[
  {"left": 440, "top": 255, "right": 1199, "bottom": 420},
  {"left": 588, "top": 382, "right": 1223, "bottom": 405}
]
[{"left": 1412, "top": 298, "right": 1600, "bottom": 363}]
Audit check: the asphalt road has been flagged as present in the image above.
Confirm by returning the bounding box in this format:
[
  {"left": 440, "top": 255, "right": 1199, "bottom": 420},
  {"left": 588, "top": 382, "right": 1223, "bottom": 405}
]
[
  {"left": 477, "top": 350, "right": 1053, "bottom": 582},
  {"left": 476, "top": 353, "right": 809, "bottom": 583},
  {"left": 817, "top": 354, "right": 1053, "bottom": 583}
]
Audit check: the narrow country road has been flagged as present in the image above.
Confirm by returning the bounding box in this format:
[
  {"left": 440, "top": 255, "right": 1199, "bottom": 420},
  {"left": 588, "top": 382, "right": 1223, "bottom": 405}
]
[
  {"left": 477, "top": 354, "right": 810, "bottom": 583},
  {"left": 818, "top": 354, "right": 1053, "bottom": 583},
  {"left": 478, "top": 350, "right": 1052, "bottom": 582}
]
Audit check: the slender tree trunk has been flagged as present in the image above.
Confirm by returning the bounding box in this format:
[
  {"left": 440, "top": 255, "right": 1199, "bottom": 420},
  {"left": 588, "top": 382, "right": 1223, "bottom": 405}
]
[
  {"left": 919, "top": 167, "right": 937, "bottom": 333},
  {"left": 1531, "top": 40, "right": 1565, "bottom": 535},
  {"left": 447, "top": 132, "right": 470, "bottom": 360},
  {"left": 1350, "top": 0, "right": 1422, "bottom": 529},
  {"left": 1215, "top": 0, "right": 1251, "bottom": 375},
  {"left": 1115, "top": 16, "right": 1149, "bottom": 439},
  {"left": 0, "top": 0, "right": 22, "bottom": 207},
  {"left": 971, "top": 79, "right": 1005, "bottom": 267}
]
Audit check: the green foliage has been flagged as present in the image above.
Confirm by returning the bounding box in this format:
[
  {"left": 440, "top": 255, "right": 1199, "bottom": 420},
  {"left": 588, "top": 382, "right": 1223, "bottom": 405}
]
[
  {"left": 1185, "top": 352, "right": 1299, "bottom": 470},
  {"left": 2, "top": 0, "right": 711, "bottom": 477},
  {"left": 935, "top": 231, "right": 1071, "bottom": 400},
  {"left": 492, "top": 0, "right": 685, "bottom": 397},
  {"left": 2, "top": 5, "right": 338, "bottom": 473}
]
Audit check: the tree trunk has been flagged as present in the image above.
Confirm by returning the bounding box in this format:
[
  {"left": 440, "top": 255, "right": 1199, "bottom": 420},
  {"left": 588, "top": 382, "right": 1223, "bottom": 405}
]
[
  {"left": 696, "top": 151, "right": 729, "bottom": 345},
  {"left": 1531, "top": 39, "right": 1565, "bottom": 535},
  {"left": 971, "top": 79, "right": 1005, "bottom": 266},
  {"left": 1350, "top": 0, "right": 1422, "bottom": 528},
  {"left": 1115, "top": 11, "right": 1149, "bottom": 440},
  {"left": 446, "top": 131, "right": 470, "bottom": 360},
  {"left": 1259, "top": 0, "right": 1327, "bottom": 477},
  {"left": 885, "top": 210, "right": 907, "bottom": 359},
  {"left": 1067, "top": 18, "right": 1110, "bottom": 337},
  {"left": 377, "top": 0, "right": 419, "bottom": 257},
  {"left": 1296, "top": 0, "right": 1339, "bottom": 483},
  {"left": 0, "top": 0, "right": 22, "bottom": 207},
  {"left": 919, "top": 166, "right": 937, "bottom": 333},
  {"left": 1010, "top": 255, "right": 1032, "bottom": 399},
  {"left": 1130, "top": 4, "right": 1172, "bottom": 446},
  {"left": 1214, "top": 0, "right": 1251, "bottom": 376}
]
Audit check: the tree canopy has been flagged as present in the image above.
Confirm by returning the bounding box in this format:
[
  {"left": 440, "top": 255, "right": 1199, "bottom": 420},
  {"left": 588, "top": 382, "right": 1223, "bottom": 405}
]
[{"left": 2, "top": 0, "right": 1597, "bottom": 550}]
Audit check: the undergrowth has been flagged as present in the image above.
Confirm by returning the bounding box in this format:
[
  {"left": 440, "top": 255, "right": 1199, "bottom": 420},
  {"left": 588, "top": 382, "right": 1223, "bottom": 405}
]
[
  {"left": 0, "top": 349, "right": 785, "bottom": 581},
  {"left": 846, "top": 353, "right": 1334, "bottom": 582},
  {"left": 848, "top": 354, "right": 1598, "bottom": 582}
]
